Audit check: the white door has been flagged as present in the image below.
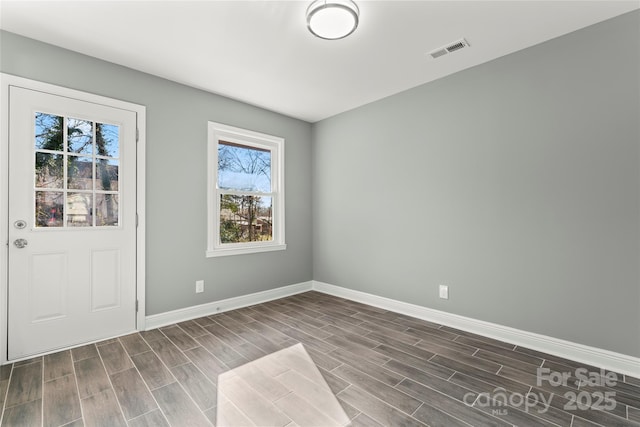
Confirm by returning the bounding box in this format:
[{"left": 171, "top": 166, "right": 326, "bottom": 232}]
[{"left": 8, "top": 86, "right": 137, "bottom": 360}]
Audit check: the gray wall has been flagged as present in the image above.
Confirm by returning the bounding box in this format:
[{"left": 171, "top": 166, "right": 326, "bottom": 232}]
[
  {"left": 312, "top": 11, "right": 640, "bottom": 357},
  {"left": 2, "top": 10, "right": 639, "bottom": 358},
  {"left": 1, "top": 30, "right": 313, "bottom": 315}
]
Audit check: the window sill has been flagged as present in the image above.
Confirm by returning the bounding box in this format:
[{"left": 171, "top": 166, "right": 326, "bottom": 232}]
[{"left": 206, "top": 243, "right": 287, "bottom": 258}]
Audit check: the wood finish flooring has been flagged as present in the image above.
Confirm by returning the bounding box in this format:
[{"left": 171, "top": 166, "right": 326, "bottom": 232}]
[
  {"left": 216, "top": 343, "right": 350, "bottom": 426},
  {"left": 0, "top": 291, "right": 638, "bottom": 426}
]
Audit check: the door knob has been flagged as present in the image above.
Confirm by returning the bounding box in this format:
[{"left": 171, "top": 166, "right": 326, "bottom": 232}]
[{"left": 13, "top": 239, "right": 28, "bottom": 249}]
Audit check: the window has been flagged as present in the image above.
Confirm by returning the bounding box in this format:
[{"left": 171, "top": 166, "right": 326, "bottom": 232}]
[
  {"left": 207, "top": 122, "right": 285, "bottom": 257},
  {"left": 34, "top": 112, "right": 120, "bottom": 228}
]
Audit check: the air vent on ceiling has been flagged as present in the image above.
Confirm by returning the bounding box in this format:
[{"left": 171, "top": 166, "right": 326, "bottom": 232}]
[{"left": 429, "top": 38, "right": 470, "bottom": 59}]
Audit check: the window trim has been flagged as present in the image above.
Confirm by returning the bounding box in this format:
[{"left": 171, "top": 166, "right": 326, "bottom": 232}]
[{"left": 207, "top": 122, "right": 286, "bottom": 257}]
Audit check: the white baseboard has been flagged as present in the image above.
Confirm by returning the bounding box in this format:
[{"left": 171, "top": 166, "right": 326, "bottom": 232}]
[
  {"left": 312, "top": 280, "right": 640, "bottom": 378},
  {"left": 144, "top": 279, "right": 639, "bottom": 377},
  {"left": 145, "top": 281, "right": 313, "bottom": 329}
]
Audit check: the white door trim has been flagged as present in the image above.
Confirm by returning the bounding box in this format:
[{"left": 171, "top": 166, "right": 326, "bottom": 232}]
[{"left": 0, "top": 73, "right": 146, "bottom": 364}]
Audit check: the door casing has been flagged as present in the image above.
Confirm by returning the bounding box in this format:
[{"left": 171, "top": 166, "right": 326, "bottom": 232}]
[{"left": 0, "top": 73, "right": 147, "bottom": 364}]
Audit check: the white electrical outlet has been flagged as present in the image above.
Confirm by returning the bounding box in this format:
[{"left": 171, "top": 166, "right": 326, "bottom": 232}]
[
  {"left": 439, "top": 284, "right": 449, "bottom": 300},
  {"left": 196, "top": 280, "right": 204, "bottom": 293}
]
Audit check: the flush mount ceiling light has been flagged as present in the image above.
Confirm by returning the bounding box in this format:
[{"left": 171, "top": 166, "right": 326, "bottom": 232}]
[{"left": 306, "top": 0, "right": 359, "bottom": 40}]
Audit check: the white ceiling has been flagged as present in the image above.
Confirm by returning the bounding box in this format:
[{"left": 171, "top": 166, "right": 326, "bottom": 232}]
[{"left": 1, "top": 1, "right": 638, "bottom": 122}]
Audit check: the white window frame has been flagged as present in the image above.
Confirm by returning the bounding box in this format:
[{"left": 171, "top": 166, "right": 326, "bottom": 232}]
[{"left": 207, "top": 122, "right": 286, "bottom": 257}]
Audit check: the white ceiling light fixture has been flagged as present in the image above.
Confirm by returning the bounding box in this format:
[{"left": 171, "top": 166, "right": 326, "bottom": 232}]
[{"left": 306, "top": 0, "right": 359, "bottom": 40}]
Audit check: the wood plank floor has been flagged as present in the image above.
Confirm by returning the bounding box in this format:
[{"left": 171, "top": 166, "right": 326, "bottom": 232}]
[{"left": 0, "top": 291, "right": 638, "bottom": 426}]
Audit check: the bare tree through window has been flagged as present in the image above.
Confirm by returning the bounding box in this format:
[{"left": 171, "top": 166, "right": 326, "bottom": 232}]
[
  {"left": 34, "top": 112, "right": 120, "bottom": 227},
  {"left": 218, "top": 141, "right": 273, "bottom": 243}
]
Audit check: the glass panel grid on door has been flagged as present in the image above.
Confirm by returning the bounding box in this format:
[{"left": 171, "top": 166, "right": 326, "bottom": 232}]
[{"left": 34, "top": 112, "right": 120, "bottom": 228}]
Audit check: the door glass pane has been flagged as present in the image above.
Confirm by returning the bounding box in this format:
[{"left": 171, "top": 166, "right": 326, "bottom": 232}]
[
  {"left": 35, "top": 112, "right": 63, "bottom": 151},
  {"left": 219, "top": 195, "right": 272, "bottom": 243},
  {"left": 96, "top": 159, "right": 119, "bottom": 191},
  {"left": 32, "top": 115, "right": 123, "bottom": 229},
  {"left": 218, "top": 141, "right": 271, "bottom": 192},
  {"left": 67, "top": 118, "right": 93, "bottom": 154},
  {"left": 96, "top": 123, "right": 119, "bottom": 158},
  {"left": 67, "top": 155, "right": 93, "bottom": 190},
  {"left": 95, "top": 194, "right": 118, "bottom": 226},
  {"left": 35, "top": 191, "right": 64, "bottom": 227},
  {"left": 67, "top": 193, "right": 93, "bottom": 227},
  {"left": 35, "top": 153, "right": 63, "bottom": 188}
]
